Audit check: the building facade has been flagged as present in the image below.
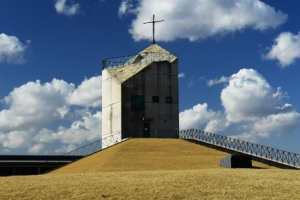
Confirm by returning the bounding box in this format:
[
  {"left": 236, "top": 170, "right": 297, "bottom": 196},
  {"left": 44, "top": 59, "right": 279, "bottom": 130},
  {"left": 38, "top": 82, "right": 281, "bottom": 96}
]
[{"left": 102, "top": 44, "right": 179, "bottom": 147}]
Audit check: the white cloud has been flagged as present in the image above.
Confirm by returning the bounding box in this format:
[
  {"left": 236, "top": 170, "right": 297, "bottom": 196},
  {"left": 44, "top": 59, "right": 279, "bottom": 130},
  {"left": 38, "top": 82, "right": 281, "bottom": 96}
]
[
  {"left": 179, "top": 103, "right": 223, "bottom": 130},
  {"left": 31, "top": 111, "right": 101, "bottom": 153},
  {"left": 120, "top": 0, "right": 287, "bottom": 42},
  {"left": 33, "top": 128, "right": 55, "bottom": 144},
  {"left": 220, "top": 69, "right": 300, "bottom": 141},
  {"left": 51, "top": 111, "right": 101, "bottom": 145},
  {"left": 0, "top": 131, "right": 31, "bottom": 149},
  {"left": 28, "top": 143, "right": 45, "bottom": 154},
  {"left": 0, "top": 79, "right": 75, "bottom": 131},
  {"left": 0, "top": 76, "right": 102, "bottom": 154},
  {"left": 228, "top": 132, "right": 257, "bottom": 143},
  {"left": 221, "top": 69, "right": 292, "bottom": 123},
  {"left": 265, "top": 32, "right": 300, "bottom": 67},
  {"left": 272, "top": 87, "right": 289, "bottom": 100},
  {"left": 205, "top": 118, "right": 230, "bottom": 133},
  {"left": 178, "top": 72, "right": 185, "bottom": 78},
  {"left": 0, "top": 33, "right": 27, "bottom": 64},
  {"left": 118, "top": 0, "right": 133, "bottom": 18},
  {"left": 253, "top": 112, "right": 300, "bottom": 136},
  {"left": 55, "top": 0, "right": 80, "bottom": 16},
  {"left": 55, "top": 144, "right": 77, "bottom": 153},
  {"left": 207, "top": 76, "right": 229, "bottom": 86},
  {"left": 180, "top": 68, "right": 300, "bottom": 142},
  {"left": 69, "top": 76, "right": 102, "bottom": 107}
]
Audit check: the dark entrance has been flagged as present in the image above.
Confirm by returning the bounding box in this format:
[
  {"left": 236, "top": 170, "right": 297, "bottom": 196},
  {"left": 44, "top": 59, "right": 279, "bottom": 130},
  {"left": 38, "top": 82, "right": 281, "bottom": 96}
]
[{"left": 143, "top": 123, "right": 150, "bottom": 138}]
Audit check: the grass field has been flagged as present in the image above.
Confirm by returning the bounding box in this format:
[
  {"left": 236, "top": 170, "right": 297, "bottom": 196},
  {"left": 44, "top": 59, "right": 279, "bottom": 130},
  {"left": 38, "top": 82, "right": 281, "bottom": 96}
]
[
  {"left": 1, "top": 169, "right": 300, "bottom": 199},
  {"left": 1, "top": 139, "right": 298, "bottom": 199}
]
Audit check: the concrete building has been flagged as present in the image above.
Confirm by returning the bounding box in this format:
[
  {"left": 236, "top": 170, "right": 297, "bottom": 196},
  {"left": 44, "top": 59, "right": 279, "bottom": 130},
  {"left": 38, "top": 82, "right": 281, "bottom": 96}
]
[{"left": 102, "top": 44, "right": 179, "bottom": 147}]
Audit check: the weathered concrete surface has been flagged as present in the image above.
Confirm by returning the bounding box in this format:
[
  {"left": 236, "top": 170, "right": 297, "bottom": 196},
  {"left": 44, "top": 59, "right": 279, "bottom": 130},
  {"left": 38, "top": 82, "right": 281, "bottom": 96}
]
[
  {"left": 102, "top": 44, "right": 179, "bottom": 146},
  {"left": 102, "top": 69, "right": 122, "bottom": 139},
  {"left": 121, "top": 60, "right": 179, "bottom": 137}
]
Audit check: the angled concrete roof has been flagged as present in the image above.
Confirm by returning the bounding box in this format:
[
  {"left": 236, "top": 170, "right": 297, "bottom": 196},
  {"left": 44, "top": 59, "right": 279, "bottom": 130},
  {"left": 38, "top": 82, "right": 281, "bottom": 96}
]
[
  {"left": 105, "top": 44, "right": 177, "bottom": 83},
  {"left": 106, "top": 63, "right": 149, "bottom": 83}
]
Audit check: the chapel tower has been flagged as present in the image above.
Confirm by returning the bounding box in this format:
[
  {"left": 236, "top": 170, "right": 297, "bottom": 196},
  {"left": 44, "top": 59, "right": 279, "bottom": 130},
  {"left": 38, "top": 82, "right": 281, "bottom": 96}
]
[{"left": 102, "top": 44, "right": 179, "bottom": 147}]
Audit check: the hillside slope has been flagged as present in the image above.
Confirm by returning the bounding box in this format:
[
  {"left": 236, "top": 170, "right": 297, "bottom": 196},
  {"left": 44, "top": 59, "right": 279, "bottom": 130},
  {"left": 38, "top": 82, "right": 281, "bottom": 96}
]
[{"left": 50, "top": 139, "right": 274, "bottom": 174}]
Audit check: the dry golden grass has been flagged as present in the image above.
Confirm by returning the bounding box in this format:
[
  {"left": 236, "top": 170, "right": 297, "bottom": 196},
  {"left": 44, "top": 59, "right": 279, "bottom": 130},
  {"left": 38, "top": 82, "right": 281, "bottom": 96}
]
[
  {"left": 1, "top": 169, "right": 300, "bottom": 199},
  {"left": 1, "top": 139, "right": 290, "bottom": 199},
  {"left": 50, "top": 139, "right": 274, "bottom": 174}
]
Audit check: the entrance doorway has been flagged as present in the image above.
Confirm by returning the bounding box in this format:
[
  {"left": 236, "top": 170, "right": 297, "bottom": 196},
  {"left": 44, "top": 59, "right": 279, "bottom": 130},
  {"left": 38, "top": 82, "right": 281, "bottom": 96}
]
[{"left": 143, "top": 123, "right": 150, "bottom": 138}]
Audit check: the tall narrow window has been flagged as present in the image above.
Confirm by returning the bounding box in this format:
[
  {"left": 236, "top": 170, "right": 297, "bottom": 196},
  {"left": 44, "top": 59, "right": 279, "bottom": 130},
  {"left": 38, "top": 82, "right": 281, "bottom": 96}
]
[
  {"left": 166, "top": 97, "right": 172, "bottom": 103},
  {"left": 131, "top": 95, "right": 145, "bottom": 110},
  {"left": 153, "top": 96, "right": 159, "bottom": 103}
]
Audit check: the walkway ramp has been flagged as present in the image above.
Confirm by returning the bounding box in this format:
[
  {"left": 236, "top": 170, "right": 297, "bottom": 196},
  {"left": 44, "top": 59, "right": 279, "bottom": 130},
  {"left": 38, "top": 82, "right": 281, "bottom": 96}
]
[{"left": 180, "top": 129, "right": 300, "bottom": 169}]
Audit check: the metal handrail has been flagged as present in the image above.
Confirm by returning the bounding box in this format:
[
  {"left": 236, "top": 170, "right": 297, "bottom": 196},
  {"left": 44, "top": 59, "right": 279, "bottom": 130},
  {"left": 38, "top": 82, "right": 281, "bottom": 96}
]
[
  {"left": 102, "top": 52, "right": 177, "bottom": 70},
  {"left": 62, "top": 129, "right": 179, "bottom": 156},
  {"left": 63, "top": 132, "right": 131, "bottom": 156},
  {"left": 179, "top": 129, "right": 300, "bottom": 169}
]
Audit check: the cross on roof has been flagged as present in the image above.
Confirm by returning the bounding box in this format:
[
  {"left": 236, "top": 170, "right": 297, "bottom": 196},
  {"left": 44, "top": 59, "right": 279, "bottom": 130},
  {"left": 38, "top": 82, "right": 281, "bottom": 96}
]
[{"left": 143, "top": 14, "right": 164, "bottom": 44}]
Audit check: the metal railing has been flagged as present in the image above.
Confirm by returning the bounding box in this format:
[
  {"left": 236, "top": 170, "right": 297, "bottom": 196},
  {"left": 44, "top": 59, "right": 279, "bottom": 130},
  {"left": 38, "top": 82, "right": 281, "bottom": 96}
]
[
  {"left": 102, "top": 52, "right": 177, "bottom": 70},
  {"left": 179, "top": 129, "right": 300, "bottom": 169},
  {"left": 62, "top": 129, "right": 178, "bottom": 156},
  {"left": 63, "top": 132, "right": 130, "bottom": 156}
]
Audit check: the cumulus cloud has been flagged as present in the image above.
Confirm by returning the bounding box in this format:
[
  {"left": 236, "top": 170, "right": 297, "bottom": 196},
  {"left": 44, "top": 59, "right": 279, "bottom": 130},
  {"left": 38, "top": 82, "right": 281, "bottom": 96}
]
[
  {"left": 0, "top": 33, "right": 27, "bottom": 64},
  {"left": 54, "top": 0, "right": 80, "bottom": 16},
  {"left": 0, "top": 79, "right": 75, "bottom": 131},
  {"left": 69, "top": 76, "right": 102, "bottom": 107},
  {"left": 221, "top": 69, "right": 292, "bottom": 123},
  {"left": 33, "top": 111, "right": 101, "bottom": 153},
  {"left": 0, "top": 131, "right": 31, "bottom": 149},
  {"left": 205, "top": 118, "right": 230, "bottom": 133},
  {"left": 179, "top": 103, "right": 225, "bottom": 130},
  {"left": 28, "top": 143, "right": 45, "bottom": 154},
  {"left": 0, "top": 76, "right": 102, "bottom": 154},
  {"left": 120, "top": 0, "right": 287, "bottom": 42},
  {"left": 253, "top": 112, "right": 300, "bottom": 137},
  {"left": 51, "top": 111, "right": 101, "bottom": 144},
  {"left": 180, "top": 68, "right": 300, "bottom": 142},
  {"left": 264, "top": 32, "right": 300, "bottom": 67}
]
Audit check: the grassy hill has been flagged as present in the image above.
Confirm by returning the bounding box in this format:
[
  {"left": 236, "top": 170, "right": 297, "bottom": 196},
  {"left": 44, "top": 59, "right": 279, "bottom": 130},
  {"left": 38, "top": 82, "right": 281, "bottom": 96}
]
[
  {"left": 1, "top": 138, "right": 299, "bottom": 200},
  {"left": 50, "top": 139, "right": 274, "bottom": 174}
]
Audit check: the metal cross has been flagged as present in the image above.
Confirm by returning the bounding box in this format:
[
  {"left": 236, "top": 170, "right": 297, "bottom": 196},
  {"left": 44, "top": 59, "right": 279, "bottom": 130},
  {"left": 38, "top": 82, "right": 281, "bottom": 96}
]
[{"left": 143, "top": 14, "right": 164, "bottom": 44}]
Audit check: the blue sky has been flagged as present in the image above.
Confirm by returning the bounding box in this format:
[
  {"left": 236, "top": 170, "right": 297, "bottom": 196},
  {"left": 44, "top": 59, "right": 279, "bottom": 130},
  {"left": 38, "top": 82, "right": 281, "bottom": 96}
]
[{"left": 1, "top": 0, "right": 300, "bottom": 154}]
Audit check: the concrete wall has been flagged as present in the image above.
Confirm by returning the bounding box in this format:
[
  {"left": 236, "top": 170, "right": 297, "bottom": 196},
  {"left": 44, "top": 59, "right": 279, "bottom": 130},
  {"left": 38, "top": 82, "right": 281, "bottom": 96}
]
[
  {"left": 102, "top": 69, "right": 122, "bottom": 140},
  {"left": 121, "top": 60, "right": 179, "bottom": 138}
]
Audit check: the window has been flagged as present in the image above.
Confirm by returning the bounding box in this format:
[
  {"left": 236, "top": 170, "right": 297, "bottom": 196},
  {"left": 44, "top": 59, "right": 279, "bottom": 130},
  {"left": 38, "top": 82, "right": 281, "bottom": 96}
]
[
  {"left": 131, "top": 95, "right": 144, "bottom": 110},
  {"left": 152, "top": 96, "right": 159, "bottom": 103},
  {"left": 166, "top": 97, "right": 172, "bottom": 103}
]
